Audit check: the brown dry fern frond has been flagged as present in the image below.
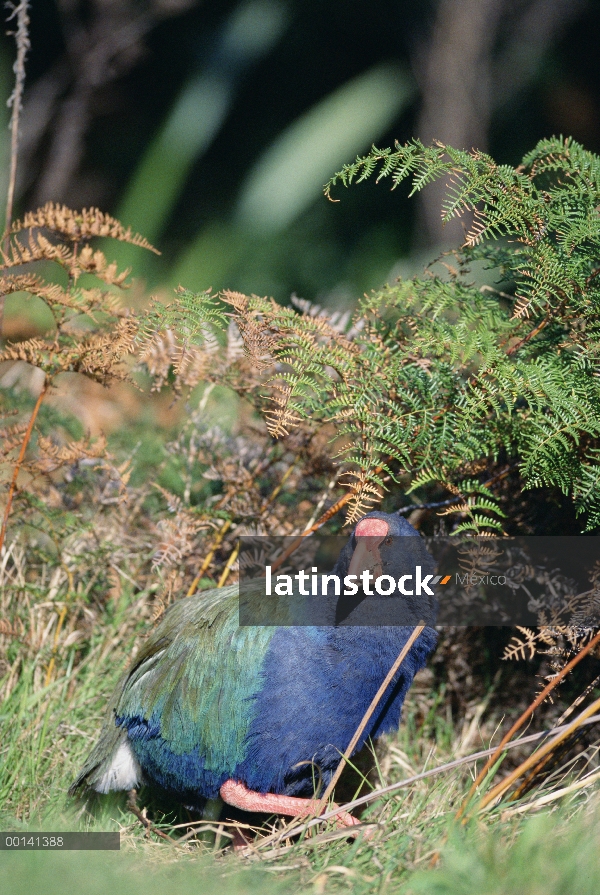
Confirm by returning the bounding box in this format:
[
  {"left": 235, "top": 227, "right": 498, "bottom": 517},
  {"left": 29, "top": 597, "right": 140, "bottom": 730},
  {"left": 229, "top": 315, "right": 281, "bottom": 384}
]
[
  {"left": 264, "top": 383, "right": 304, "bottom": 438},
  {"left": 221, "top": 290, "right": 279, "bottom": 371},
  {"left": 0, "top": 204, "right": 156, "bottom": 551},
  {"left": 0, "top": 420, "right": 28, "bottom": 453},
  {"left": 0, "top": 273, "right": 62, "bottom": 303},
  {"left": 37, "top": 435, "right": 108, "bottom": 466},
  {"left": 1, "top": 232, "right": 135, "bottom": 288},
  {"left": 1, "top": 230, "right": 73, "bottom": 269},
  {"left": 12, "top": 202, "right": 159, "bottom": 254}
]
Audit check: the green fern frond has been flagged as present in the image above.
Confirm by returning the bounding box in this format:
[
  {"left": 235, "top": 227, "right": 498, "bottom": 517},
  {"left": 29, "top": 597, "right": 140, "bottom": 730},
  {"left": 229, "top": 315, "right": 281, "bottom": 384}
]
[{"left": 141, "top": 137, "right": 600, "bottom": 533}]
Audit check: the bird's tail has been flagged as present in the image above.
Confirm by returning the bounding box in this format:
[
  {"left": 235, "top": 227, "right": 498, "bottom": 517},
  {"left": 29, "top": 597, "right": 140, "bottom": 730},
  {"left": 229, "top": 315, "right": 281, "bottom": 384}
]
[{"left": 69, "top": 710, "right": 141, "bottom": 796}]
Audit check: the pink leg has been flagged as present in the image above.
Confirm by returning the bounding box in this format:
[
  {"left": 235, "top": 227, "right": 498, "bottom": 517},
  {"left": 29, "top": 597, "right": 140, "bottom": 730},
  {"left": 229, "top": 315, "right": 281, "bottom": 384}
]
[{"left": 220, "top": 779, "right": 360, "bottom": 829}]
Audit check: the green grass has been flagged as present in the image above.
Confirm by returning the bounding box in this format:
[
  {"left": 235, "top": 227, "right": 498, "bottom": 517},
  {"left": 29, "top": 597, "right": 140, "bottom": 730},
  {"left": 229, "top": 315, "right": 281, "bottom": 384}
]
[
  {"left": 0, "top": 848, "right": 284, "bottom": 895},
  {"left": 410, "top": 811, "right": 600, "bottom": 895}
]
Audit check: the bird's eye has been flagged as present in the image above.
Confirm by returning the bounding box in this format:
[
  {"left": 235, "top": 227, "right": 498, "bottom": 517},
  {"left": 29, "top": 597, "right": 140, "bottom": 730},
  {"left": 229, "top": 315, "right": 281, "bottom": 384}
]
[{"left": 384, "top": 536, "right": 393, "bottom": 545}]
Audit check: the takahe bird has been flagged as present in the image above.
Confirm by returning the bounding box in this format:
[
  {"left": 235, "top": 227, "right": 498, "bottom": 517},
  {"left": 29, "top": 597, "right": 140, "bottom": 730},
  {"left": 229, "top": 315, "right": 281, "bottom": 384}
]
[{"left": 70, "top": 511, "right": 437, "bottom": 827}]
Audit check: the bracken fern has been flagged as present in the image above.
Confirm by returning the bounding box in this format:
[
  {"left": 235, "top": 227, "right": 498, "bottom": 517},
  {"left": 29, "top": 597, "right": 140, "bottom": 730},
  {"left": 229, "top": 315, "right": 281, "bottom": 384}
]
[{"left": 147, "top": 136, "right": 600, "bottom": 531}]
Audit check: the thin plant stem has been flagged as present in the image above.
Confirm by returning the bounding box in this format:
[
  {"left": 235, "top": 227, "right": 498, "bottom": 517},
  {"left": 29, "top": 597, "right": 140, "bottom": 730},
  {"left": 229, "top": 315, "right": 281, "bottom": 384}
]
[
  {"left": 500, "top": 767, "right": 600, "bottom": 818},
  {"left": 216, "top": 541, "right": 240, "bottom": 588},
  {"left": 126, "top": 789, "right": 175, "bottom": 844},
  {"left": 0, "top": 0, "right": 30, "bottom": 339},
  {"left": 316, "top": 624, "right": 425, "bottom": 812},
  {"left": 186, "top": 519, "right": 232, "bottom": 597},
  {"left": 293, "top": 470, "right": 341, "bottom": 535},
  {"left": 4, "top": 0, "right": 30, "bottom": 235}
]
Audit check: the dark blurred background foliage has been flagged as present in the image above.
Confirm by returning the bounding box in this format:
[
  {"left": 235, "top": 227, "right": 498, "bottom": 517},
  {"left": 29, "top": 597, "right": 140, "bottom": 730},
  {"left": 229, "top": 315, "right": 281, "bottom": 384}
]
[{"left": 4, "top": 0, "right": 600, "bottom": 306}]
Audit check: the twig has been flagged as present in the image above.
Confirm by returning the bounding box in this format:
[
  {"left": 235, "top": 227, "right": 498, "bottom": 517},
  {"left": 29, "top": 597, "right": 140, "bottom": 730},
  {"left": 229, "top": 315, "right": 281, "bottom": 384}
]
[
  {"left": 455, "top": 627, "right": 600, "bottom": 820},
  {"left": 297, "top": 472, "right": 340, "bottom": 534},
  {"left": 4, "top": 0, "right": 29, "bottom": 234},
  {"left": 126, "top": 789, "right": 174, "bottom": 844},
  {"left": 396, "top": 464, "right": 515, "bottom": 518},
  {"left": 505, "top": 314, "right": 551, "bottom": 356},
  {"left": 316, "top": 624, "right": 426, "bottom": 813},
  {"left": 396, "top": 498, "right": 460, "bottom": 515},
  {"left": 0, "top": 378, "right": 47, "bottom": 553}
]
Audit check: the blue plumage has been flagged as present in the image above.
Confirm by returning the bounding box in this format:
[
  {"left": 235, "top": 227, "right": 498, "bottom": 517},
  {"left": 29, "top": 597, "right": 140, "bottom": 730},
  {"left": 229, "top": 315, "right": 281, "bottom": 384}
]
[
  {"left": 236, "top": 623, "right": 436, "bottom": 797},
  {"left": 71, "top": 511, "right": 437, "bottom": 818}
]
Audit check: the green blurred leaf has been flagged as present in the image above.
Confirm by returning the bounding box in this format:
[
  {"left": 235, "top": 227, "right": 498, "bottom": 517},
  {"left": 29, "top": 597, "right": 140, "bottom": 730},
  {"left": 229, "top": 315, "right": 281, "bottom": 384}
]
[{"left": 234, "top": 62, "right": 416, "bottom": 233}]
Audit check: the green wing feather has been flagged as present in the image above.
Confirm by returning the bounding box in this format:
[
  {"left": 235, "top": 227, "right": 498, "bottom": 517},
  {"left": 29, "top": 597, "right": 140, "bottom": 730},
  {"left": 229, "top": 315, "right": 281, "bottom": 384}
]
[{"left": 71, "top": 581, "right": 278, "bottom": 792}]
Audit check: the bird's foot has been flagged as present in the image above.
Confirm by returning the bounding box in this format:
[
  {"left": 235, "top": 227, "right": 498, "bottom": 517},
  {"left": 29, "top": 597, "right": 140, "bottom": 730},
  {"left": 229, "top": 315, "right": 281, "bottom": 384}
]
[{"left": 219, "top": 779, "right": 361, "bottom": 831}]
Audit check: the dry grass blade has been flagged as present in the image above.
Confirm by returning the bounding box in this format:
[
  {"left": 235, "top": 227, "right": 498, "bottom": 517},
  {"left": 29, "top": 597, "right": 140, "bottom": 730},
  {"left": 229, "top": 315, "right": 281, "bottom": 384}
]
[
  {"left": 216, "top": 542, "right": 240, "bottom": 588},
  {"left": 456, "top": 626, "right": 600, "bottom": 821},
  {"left": 476, "top": 692, "right": 600, "bottom": 814},
  {"left": 500, "top": 767, "right": 600, "bottom": 818},
  {"left": 186, "top": 520, "right": 232, "bottom": 596},
  {"left": 317, "top": 624, "right": 426, "bottom": 812}
]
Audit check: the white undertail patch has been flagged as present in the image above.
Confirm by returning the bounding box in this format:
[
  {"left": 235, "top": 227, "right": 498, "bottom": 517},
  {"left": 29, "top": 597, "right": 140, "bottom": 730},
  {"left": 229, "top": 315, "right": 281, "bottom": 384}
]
[{"left": 95, "top": 740, "right": 141, "bottom": 793}]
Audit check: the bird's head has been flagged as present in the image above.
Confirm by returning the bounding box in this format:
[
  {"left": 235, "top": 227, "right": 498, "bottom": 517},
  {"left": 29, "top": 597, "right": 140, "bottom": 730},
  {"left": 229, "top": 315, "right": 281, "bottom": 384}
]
[
  {"left": 331, "top": 510, "right": 436, "bottom": 625},
  {"left": 346, "top": 511, "right": 420, "bottom": 581}
]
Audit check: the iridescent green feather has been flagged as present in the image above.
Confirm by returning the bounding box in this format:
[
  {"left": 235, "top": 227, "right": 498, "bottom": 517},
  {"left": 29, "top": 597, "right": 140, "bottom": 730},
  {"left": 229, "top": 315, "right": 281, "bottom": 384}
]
[{"left": 72, "top": 581, "right": 280, "bottom": 790}]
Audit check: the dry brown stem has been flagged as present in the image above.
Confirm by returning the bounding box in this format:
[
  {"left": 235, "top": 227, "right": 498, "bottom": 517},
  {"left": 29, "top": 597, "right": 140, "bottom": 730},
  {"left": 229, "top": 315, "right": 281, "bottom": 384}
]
[
  {"left": 477, "top": 691, "right": 600, "bottom": 813},
  {"left": 1, "top": 0, "right": 30, "bottom": 339}
]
